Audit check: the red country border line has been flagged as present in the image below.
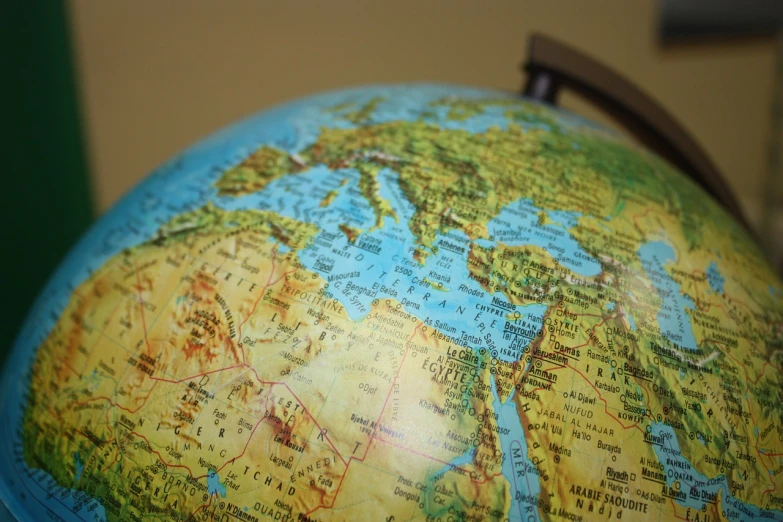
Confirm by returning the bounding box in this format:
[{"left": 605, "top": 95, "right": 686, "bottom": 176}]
[
  {"left": 301, "top": 321, "right": 418, "bottom": 516},
  {"left": 66, "top": 274, "right": 534, "bottom": 517},
  {"left": 68, "top": 246, "right": 294, "bottom": 417},
  {"left": 301, "top": 323, "right": 507, "bottom": 517},
  {"left": 67, "top": 322, "right": 493, "bottom": 520}
]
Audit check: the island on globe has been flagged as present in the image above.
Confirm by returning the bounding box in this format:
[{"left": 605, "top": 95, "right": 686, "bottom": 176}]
[{"left": 1, "top": 84, "right": 783, "bottom": 522}]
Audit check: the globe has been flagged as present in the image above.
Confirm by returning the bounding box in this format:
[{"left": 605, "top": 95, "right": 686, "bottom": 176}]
[{"left": 1, "top": 84, "right": 782, "bottom": 522}]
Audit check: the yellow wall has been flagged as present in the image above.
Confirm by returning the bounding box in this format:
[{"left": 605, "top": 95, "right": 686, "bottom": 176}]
[{"left": 69, "top": 0, "right": 776, "bottom": 225}]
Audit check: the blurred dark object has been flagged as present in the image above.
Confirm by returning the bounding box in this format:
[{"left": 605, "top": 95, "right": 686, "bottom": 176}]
[
  {"left": 0, "top": 3, "right": 94, "bottom": 366},
  {"left": 660, "top": 0, "right": 782, "bottom": 43},
  {"left": 762, "top": 36, "right": 783, "bottom": 272}
]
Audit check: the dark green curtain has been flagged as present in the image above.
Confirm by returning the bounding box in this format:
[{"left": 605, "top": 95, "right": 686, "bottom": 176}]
[{"left": 0, "top": 2, "right": 94, "bottom": 366}]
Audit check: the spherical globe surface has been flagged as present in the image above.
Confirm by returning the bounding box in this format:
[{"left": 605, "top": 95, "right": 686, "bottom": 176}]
[{"left": 1, "top": 85, "right": 782, "bottom": 522}]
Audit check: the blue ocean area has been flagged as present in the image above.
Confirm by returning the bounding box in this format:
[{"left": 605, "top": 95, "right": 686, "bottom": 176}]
[
  {"left": 651, "top": 423, "right": 783, "bottom": 521},
  {"left": 246, "top": 168, "right": 555, "bottom": 362},
  {"left": 493, "top": 381, "right": 541, "bottom": 521},
  {"left": 218, "top": 152, "right": 564, "bottom": 520},
  {"left": 484, "top": 199, "right": 601, "bottom": 277},
  {"left": 638, "top": 241, "right": 698, "bottom": 351},
  {"left": 547, "top": 209, "right": 581, "bottom": 229},
  {"left": 427, "top": 381, "right": 540, "bottom": 521}
]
